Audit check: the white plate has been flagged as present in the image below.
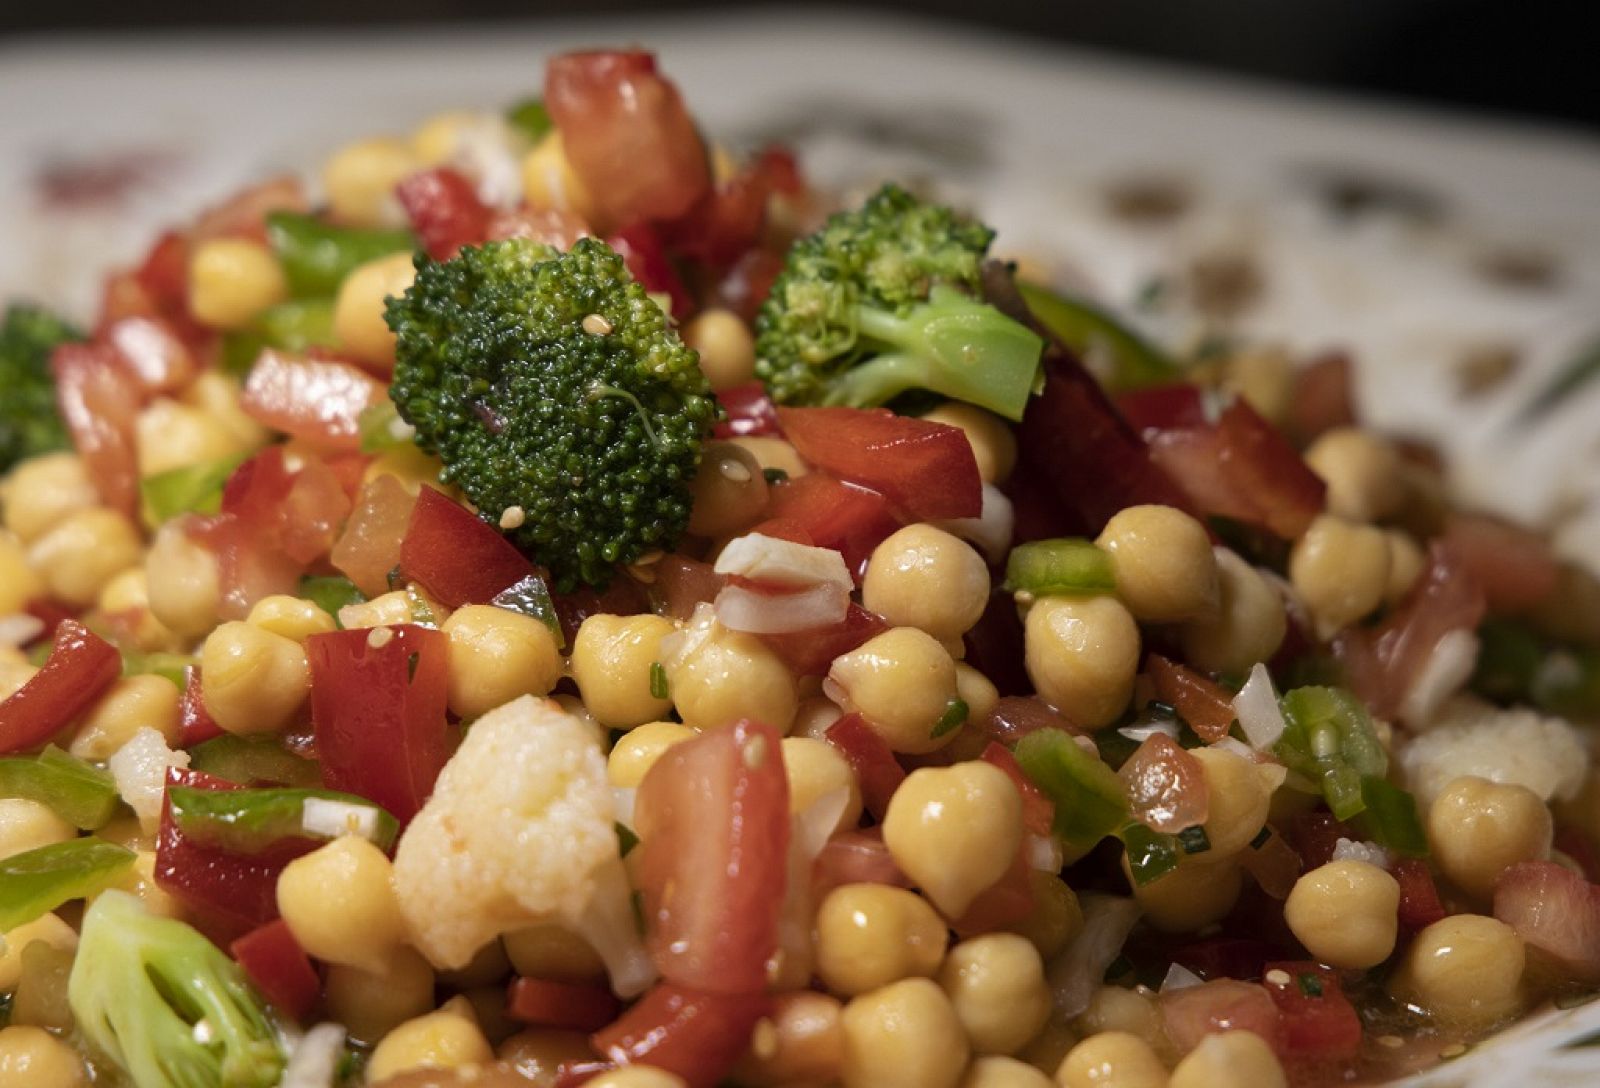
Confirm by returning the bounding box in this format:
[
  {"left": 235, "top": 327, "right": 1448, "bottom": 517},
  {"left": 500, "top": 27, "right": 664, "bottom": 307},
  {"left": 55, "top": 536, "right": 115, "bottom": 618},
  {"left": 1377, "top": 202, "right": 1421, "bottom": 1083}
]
[{"left": 2, "top": 10, "right": 1597, "bottom": 1083}]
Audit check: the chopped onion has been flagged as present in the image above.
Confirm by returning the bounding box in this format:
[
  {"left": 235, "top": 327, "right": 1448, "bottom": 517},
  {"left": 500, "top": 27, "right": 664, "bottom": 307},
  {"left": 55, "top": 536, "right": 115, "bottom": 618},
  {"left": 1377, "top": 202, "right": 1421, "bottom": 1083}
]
[
  {"left": 934, "top": 484, "right": 1015, "bottom": 564},
  {"left": 107, "top": 727, "right": 191, "bottom": 833},
  {"left": 714, "top": 533, "right": 852, "bottom": 590},
  {"left": 714, "top": 580, "right": 849, "bottom": 634},
  {"left": 1118, "top": 719, "right": 1180, "bottom": 744},
  {"left": 1026, "top": 832, "right": 1064, "bottom": 873},
  {"left": 1211, "top": 736, "right": 1258, "bottom": 762},
  {"left": 302, "top": 798, "right": 383, "bottom": 845},
  {"left": 1160, "top": 962, "right": 1205, "bottom": 993},
  {"left": 1331, "top": 837, "right": 1391, "bottom": 869},
  {"left": 0, "top": 613, "right": 43, "bottom": 648},
  {"left": 1400, "top": 629, "right": 1480, "bottom": 729},
  {"left": 279, "top": 1023, "right": 346, "bottom": 1088},
  {"left": 796, "top": 788, "right": 851, "bottom": 860},
  {"left": 612, "top": 786, "right": 636, "bottom": 828},
  {"left": 1049, "top": 894, "right": 1142, "bottom": 1019},
  {"left": 1233, "top": 663, "right": 1286, "bottom": 751}
]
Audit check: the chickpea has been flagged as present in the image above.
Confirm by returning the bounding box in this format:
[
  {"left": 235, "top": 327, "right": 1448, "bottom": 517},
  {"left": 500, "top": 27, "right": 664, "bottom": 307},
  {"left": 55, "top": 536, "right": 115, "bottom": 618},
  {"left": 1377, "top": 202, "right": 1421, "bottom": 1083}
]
[
  {"left": 324, "top": 136, "right": 420, "bottom": 228},
  {"left": 954, "top": 663, "right": 1000, "bottom": 722},
  {"left": 782, "top": 736, "right": 863, "bottom": 834},
  {"left": 0, "top": 532, "right": 41, "bottom": 615},
  {"left": 884, "top": 762, "right": 1023, "bottom": 918},
  {"left": 922, "top": 402, "right": 1017, "bottom": 486},
  {"left": 411, "top": 110, "right": 483, "bottom": 163},
  {"left": 790, "top": 694, "right": 844, "bottom": 741},
  {"left": 727, "top": 436, "right": 809, "bottom": 480},
  {"left": 277, "top": 836, "right": 406, "bottom": 972},
  {"left": 606, "top": 721, "right": 695, "bottom": 788},
  {"left": 1176, "top": 549, "right": 1286, "bottom": 675},
  {"left": 367, "top": 1008, "right": 495, "bottom": 1082},
  {"left": 665, "top": 614, "right": 797, "bottom": 733},
  {"left": 841, "top": 978, "right": 970, "bottom": 1088},
  {"left": 1125, "top": 856, "right": 1243, "bottom": 934},
  {"left": 1383, "top": 530, "right": 1426, "bottom": 605},
  {"left": 0, "top": 1025, "right": 89, "bottom": 1087},
  {"left": 504, "top": 924, "right": 607, "bottom": 982},
  {"left": 1055, "top": 1031, "right": 1169, "bottom": 1088},
  {"left": 439, "top": 605, "right": 564, "bottom": 720},
  {"left": 99, "top": 849, "right": 182, "bottom": 918},
  {"left": 1007, "top": 871, "right": 1083, "bottom": 961},
  {"left": 1289, "top": 515, "right": 1391, "bottom": 638},
  {"left": 1095, "top": 505, "right": 1219, "bottom": 624},
  {"left": 1072, "top": 987, "right": 1165, "bottom": 1054},
  {"left": 815, "top": 884, "right": 949, "bottom": 997},
  {"left": 498, "top": 1028, "right": 595, "bottom": 1083},
  {"left": 246, "top": 594, "right": 337, "bottom": 643},
  {"left": 27, "top": 507, "right": 142, "bottom": 607},
  {"left": 334, "top": 251, "right": 417, "bottom": 372},
  {"left": 68, "top": 674, "right": 182, "bottom": 760},
  {"left": 1168, "top": 1031, "right": 1283, "bottom": 1088},
  {"left": 829, "top": 627, "right": 960, "bottom": 753},
  {"left": 97, "top": 568, "right": 181, "bottom": 653},
  {"left": 1222, "top": 349, "right": 1293, "bottom": 423},
  {"left": 940, "top": 934, "right": 1051, "bottom": 1056},
  {"left": 1187, "top": 747, "right": 1276, "bottom": 858},
  {"left": 182, "top": 371, "right": 268, "bottom": 450},
  {"left": 520, "top": 131, "right": 597, "bottom": 223},
  {"left": 964, "top": 1056, "right": 1055, "bottom": 1088},
  {"left": 0, "top": 914, "right": 76, "bottom": 992},
  {"left": 587, "top": 1069, "right": 688, "bottom": 1088},
  {"left": 1426, "top": 775, "right": 1552, "bottom": 901},
  {"left": 1390, "top": 914, "right": 1526, "bottom": 1031},
  {"left": 145, "top": 520, "right": 223, "bottom": 639},
  {"left": 864, "top": 525, "right": 991, "bottom": 642},
  {"left": 325, "top": 945, "right": 437, "bottom": 1045},
  {"left": 1304, "top": 427, "right": 1405, "bottom": 524},
  {"left": 0, "top": 800, "right": 75, "bottom": 862},
  {"left": 684, "top": 308, "right": 757, "bottom": 390},
  {"left": 1283, "top": 860, "right": 1399, "bottom": 969},
  {"left": 572, "top": 613, "right": 676, "bottom": 729},
  {"left": 1024, "top": 596, "right": 1140, "bottom": 730},
  {"left": 200, "top": 621, "right": 311, "bottom": 736},
  {"left": 687, "top": 442, "right": 769, "bottom": 538},
  {"left": 187, "top": 238, "right": 288, "bottom": 331},
  {"left": 337, "top": 589, "right": 416, "bottom": 631},
  {"left": 732, "top": 991, "right": 843, "bottom": 1086},
  {"left": 1, "top": 452, "right": 98, "bottom": 543}
]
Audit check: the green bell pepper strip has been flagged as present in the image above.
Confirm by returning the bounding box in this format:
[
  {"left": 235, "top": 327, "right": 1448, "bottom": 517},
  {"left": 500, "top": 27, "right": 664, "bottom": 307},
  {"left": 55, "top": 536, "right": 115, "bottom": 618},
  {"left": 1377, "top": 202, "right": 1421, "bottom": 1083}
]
[
  {"left": 1353, "top": 777, "right": 1428, "bottom": 858},
  {"left": 0, "top": 838, "right": 136, "bottom": 931},
  {"left": 1017, "top": 281, "right": 1184, "bottom": 391},
  {"left": 298, "top": 575, "right": 367, "bottom": 625},
  {"left": 1119, "top": 822, "right": 1180, "bottom": 886},
  {"left": 0, "top": 746, "right": 121, "bottom": 830},
  {"left": 507, "top": 97, "right": 553, "bottom": 142},
  {"left": 1275, "top": 686, "right": 1388, "bottom": 821},
  {"left": 138, "top": 452, "right": 248, "bottom": 530},
  {"left": 120, "top": 652, "right": 195, "bottom": 690},
  {"left": 1013, "top": 729, "right": 1129, "bottom": 853},
  {"left": 186, "top": 735, "right": 323, "bottom": 790},
  {"left": 265, "top": 213, "right": 414, "bottom": 298},
  {"left": 167, "top": 785, "right": 400, "bottom": 854},
  {"left": 1003, "top": 539, "right": 1116, "bottom": 597},
  {"left": 219, "top": 298, "right": 339, "bottom": 376}
]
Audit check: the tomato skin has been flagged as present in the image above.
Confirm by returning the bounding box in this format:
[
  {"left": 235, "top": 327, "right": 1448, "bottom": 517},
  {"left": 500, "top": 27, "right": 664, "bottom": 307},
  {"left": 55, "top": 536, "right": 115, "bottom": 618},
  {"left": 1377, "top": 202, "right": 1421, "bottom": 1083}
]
[
  {"left": 606, "top": 222, "right": 693, "bottom": 319},
  {"left": 507, "top": 977, "right": 621, "bottom": 1033},
  {"left": 824, "top": 712, "right": 906, "bottom": 821},
  {"left": 1261, "top": 961, "right": 1362, "bottom": 1060},
  {"left": 396, "top": 167, "right": 490, "bottom": 259},
  {"left": 1145, "top": 654, "right": 1236, "bottom": 742},
  {"left": 185, "top": 511, "right": 304, "bottom": 621},
  {"left": 764, "top": 473, "right": 900, "bottom": 580},
  {"left": 589, "top": 983, "right": 773, "bottom": 1088},
  {"left": 230, "top": 919, "right": 320, "bottom": 1023},
  {"left": 179, "top": 664, "right": 225, "bottom": 747},
  {"left": 711, "top": 382, "right": 781, "bottom": 439},
  {"left": 239, "top": 350, "right": 383, "bottom": 450},
  {"left": 398, "top": 486, "right": 536, "bottom": 608},
  {"left": 0, "top": 620, "right": 122, "bottom": 754},
  {"left": 759, "top": 602, "right": 888, "bottom": 677},
  {"left": 634, "top": 720, "right": 790, "bottom": 995},
  {"left": 305, "top": 624, "right": 452, "bottom": 826},
  {"left": 51, "top": 341, "right": 142, "bottom": 517},
  {"left": 777, "top": 407, "right": 982, "bottom": 522}
]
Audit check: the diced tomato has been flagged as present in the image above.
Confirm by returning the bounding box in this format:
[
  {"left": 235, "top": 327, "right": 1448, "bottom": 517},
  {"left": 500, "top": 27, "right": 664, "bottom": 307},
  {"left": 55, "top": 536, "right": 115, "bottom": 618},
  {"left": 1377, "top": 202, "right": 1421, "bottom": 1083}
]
[
  {"left": 508, "top": 977, "right": 622, "bottom": 1032},
  {"left": 305, "top": 624, "right": 451, "bottom": 826},
  {"left": 1440, "top": 513, "right": 1561, "bottom": 614},
  {"left": 1288, "top": 811, "right": 1353, "bottom": 872},
  {"left": 398, "top": 486, "right": 536, "bottom": 608},
  {"left": 662, "top": 146, "right": 796, "bottom": 271},
  {"left": 331, "top": 475, "right": 418, "bottom": 599},
  {"left": 1118, "top": 733, "right": 1209, "bottom": 834},
  {"left": 950, "top": 847, "right": 1035, "bottom": 936},
  {"left": 131, "top": 230, "right": 192, "bottom": 318},
  {"left": 223, "top": 446, "right": 296, "bottom": 525},
  {"left": 51, "top": 341, "right": 142, "bottom": 516},
  {"left": 553, "top": 577, "right": 652, "bottom": 649},
  {"left": 1171, "top": 937, "right": 1278, "bottom": 982},
  {"left": 230, "top": 919, "right": 320, "bottom": 1023},
  {"left": 1116, "top": 382, "right": 1210, "bottom": 431},
  {"left": 980, "top": 742, "right": 1055, "bottom": 837},
  {"left": 104, "top": 315, "right": 198, "bottom": 393},
  {"left": 487, "top": 205, "right": 593, "bottom": 248},
  {"left": 812, "top": 827, "right": 909, "bottom": 901},
  {"left": 606, "top": 222, "right": 693, "bottom": 319},
  {"left": 712, "top": 247, "right": 784, "bottom": 324},
  {"left": 22, "top": 598, "right": 74, "bottom": 644},
  {"left": 396, "top": 167, "right": 490, "bottom": 259},
  {"left": 1160, "top": 978, "right": 1283, "bottom": 1056},
  {"left": 764, "top": 473, "right": 900, "bottom": 579},
  {"left": 1261, "top": 961, "right": 1362, "bottom": 1060},
  {"left": 185, "top": 511, "right": 304, "bottom": 621},
  {"left": 711, "top": 382, "right": 781, "bottom": 439},
  {"left": 1493, "top": 860, "right": 1600, "bottom": 983},
  {"left": 1146, "top": 654, "right": 1237, "bottom": 742},
  {"left": 634, "top": 721, "right": 790, "bottom": 995},
  {"left": 544, "top": 50, "right": 711, "bottom": 231},
  {"left": 179, "top": 665, "right": 225, "bottom": 747},
  {"left": 972, "top": 696, "right": 1079, "bottom": 746},
  {"left": 240, "top": 350, "right": 383, "bottom": 450},
  {"left": 1017, "top": 354, "right": 1193, "bottom": 535},
  {"left": 651, "top": 555, "right": 726, "bottom": 622},
  {"left": 777, "top": 407, "right": 981, "bottom": 522},
  {"left": 155, "top": 767, "right": 314, "bottom": 940},
  {"left": 824, "top": 713, "right": 906, "bottom": 821},
  {"left": 588, "top": 983, "right": 772, "bottom": 1088},
  {"left": 222, "top": 447, "right": 351, "bottom": 567},
  {"left": 1236, "top": 826, "right": 1302, "bottom": 900},
  {"left": 760, "top": 602, "right": 888, "bottom": 677},
  {"left": 0, "top": 620, "right": 122, "bottom": 754},
  {"left": 1285, "top": 350, "right": 1357, "bottom": 446},
  {"left": 192, "top": 175, "right": 309, "bottom": 243},
  {"left": 1392, "top": 857, "right": 1446, "bottom": 931}
]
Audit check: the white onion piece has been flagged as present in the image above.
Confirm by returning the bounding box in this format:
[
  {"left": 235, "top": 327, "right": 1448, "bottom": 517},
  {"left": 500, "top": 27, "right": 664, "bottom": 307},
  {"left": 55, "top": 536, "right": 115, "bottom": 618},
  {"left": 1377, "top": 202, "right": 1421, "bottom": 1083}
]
[
  {"left": 1026, "top": 832, "right": 1064, "bottom": 873},
  {"left": 772, "top": 787, "right": 852, "bottom": 988},
  {"left": 1159, "top": 961, "right": 1205, "bottom": 993},
  {"left": 612, "top": 786, "right": 637, "bottom": 829},
  {"left": 571, "top": 857, "right": 657, "bottom": 998},
  {"left": 108, "top": 727, "right": 191, "bottom": 833},
  {"left": 715, "top": 581, "right": 849, "bottom": 635},
  {"left": 302, "top": 798, "right": 384, "bottom": 845},
  {"left": 1400, "top": 629, "right": 1480, "bottom": 729},
  {"left": 1118, "top": 719, "right": 1180, "bottom": 744},
  {"left": 934, "top": 484, "right": 1015, "bottom": 565},
  {"left": 279, "top": 1023, "right": 345, "bottom": 1088},
  {"left": 0, "top": 613, "right": 44, "bottom": 648},
  {"left": 1331, "top": 837, "right": 1391, "bottom": 869},
  {"left": 1233, "top": 663, "right": 1286, "bottom": 751},
  {"left": 714, "top": 533, "right": 852, "bottom": 590},
  {"left": 797, "top": 788, "right": 851, "bottom": 860},
  {"left": 1049, "top": 894, "right": 1142, "bottom": 1019},
  {"left": 1211, "top": 736, "right": 1258, "bottom": 762}
]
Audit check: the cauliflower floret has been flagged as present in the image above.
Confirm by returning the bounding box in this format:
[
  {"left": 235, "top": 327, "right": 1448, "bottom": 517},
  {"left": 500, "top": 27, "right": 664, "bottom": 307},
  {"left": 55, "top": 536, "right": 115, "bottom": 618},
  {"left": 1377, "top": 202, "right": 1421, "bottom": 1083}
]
[
  {"left": 107, "top": 727, "right": 190, "bottom": 833},
  {"left": 393, "top": 695, "right": 653, "bottom": 995},
  {"left": 1399, "top": 695, "right": 1590, "bottom": 806}
]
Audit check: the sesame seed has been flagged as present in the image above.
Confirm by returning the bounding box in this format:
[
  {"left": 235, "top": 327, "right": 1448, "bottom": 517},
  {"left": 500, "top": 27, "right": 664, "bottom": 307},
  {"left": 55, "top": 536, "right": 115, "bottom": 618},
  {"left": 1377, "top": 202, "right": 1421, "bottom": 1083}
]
[
  {"left": 499, "top": 505, "right": 526, "bottom": 529},
  {"left": 1440, "top": 1044, "right": 1468, "bottom": 1059},
  {"left": 1264, "top": 969, "right": 1292, "bottom": 986},
  {"left": 750, "top": 1018, "right": 779, "bottom": 1059},
  {"left": 719, "top": 456, "right": 753, "bottom": 483},
  {"left": 366, "top": 626, "right": 394, "bottom": 649},
  {"left": 582, "top": 313, "right": 613, "bottom": 336},
  {"left": 743, "top": 734, "right": 768, "bottom": 769},
  {"left": 1377, "top": 1035, "right": 1404, "bottom": 1049}
]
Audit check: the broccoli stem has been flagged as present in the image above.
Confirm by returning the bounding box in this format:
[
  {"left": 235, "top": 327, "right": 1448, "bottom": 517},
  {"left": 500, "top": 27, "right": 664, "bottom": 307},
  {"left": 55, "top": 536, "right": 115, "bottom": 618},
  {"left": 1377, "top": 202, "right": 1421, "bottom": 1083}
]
[{"left": 828, "top": 286, "right": 1043, "bottom": 421}]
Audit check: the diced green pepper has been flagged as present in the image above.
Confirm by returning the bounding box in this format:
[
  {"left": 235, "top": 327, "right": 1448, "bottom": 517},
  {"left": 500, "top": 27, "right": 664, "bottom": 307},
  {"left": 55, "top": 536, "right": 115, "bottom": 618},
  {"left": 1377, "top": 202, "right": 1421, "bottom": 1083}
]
[
  {"left": 1275, "top": 686, "right": 1387, "bottom": 821},
  {"left": 1013, "top": 729, "right": 1129, "bottom": 852},
  {"left": 1003, "top": 539, "right": 1115, "bottom": 597},
  {"left": 1534, "top": 648, "right": 1600, "bottom": 720},
  {"left": 1017, "top": 281, "right": 1183, "bottom": 391},
  {"left": 265, "top": 213, "right": 414, "bottom": 298},
  {"left": 357, "top": 400, "right": 413, "bottom": 453},
  {"left": 1353, "top": 776, "right": 1428, "bottom": 858},
  {"left": 121, "top": 651, "right": 194, "bottom": 689},
  {"left": 298, "top": 576, "right": 366, "bottom": 625},
  {"left": 1120, "top": 822, "right": 1180, "bottom": 886},
  {"left": 0, "top": 838, "right": 136, "bottom": 931},
  {"left": 167, "top": 786, "right": 399, "bottom": 854},
  {"left": 1472, "top": 620, "right": 1543, "bottom": 703},
  {"left": 491, "top": 574, "right": 565, "bottom": 649},
  {"left": 186, "top": 735, "right": 322, "bottom": 790},
  {"left": 138, "top": 453, "right": 248, "bottom": 530},
  {"left": 507, "top": 97, "right": 553, "bottom": 143},
  {"left": 219, "top": 298, "right": 339, "bottom": 376},
  {"left": 0, "top": 747, "right": 121, "bottom": 830}
]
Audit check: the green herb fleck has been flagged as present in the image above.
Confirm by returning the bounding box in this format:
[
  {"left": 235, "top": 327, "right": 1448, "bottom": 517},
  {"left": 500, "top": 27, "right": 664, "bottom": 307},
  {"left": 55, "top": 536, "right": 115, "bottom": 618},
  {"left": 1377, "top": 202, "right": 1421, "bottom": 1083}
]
[
  {"left": 930, "top": 698, "right": 968, "bottom": 739},
  {"left": 1297, "top": 972, "right": 1324, "bottom": 997},
  {"left": 762, "top": 467, "right": 789, "bottom": 485},
  {"left": 1176, "top": 825, "right": 1211, "bottom": 855},
  {"left": 615, "top": 822, "right": 639, "bottom": 858},
  {"left": 649, "top": 662, "right": 669, "bottom": 701}
]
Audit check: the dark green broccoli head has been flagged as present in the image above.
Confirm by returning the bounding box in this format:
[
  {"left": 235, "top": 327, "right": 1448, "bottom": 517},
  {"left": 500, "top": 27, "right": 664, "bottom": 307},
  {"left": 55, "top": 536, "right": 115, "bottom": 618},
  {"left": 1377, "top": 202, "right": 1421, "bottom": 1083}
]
[
  {"left": 386, "top": 237, "right": 717, "bottom": 590},
  {"left": 0, "top": 303, "right": 81, "bottom": 471},
  {"left": 755, "top": 184, "right": 1042, "bottom": 420}
]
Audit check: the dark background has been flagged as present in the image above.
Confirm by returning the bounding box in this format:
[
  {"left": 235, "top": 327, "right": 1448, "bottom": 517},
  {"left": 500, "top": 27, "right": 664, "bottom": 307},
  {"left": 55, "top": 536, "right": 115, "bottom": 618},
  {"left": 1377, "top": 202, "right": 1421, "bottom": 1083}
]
[{"left": 4, "top": 0, "right": 1595, "bottom": 132}]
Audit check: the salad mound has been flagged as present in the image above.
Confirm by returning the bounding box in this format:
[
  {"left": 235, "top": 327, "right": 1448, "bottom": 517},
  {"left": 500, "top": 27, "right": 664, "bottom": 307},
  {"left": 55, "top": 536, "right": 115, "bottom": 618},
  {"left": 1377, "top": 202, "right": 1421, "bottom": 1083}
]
[{"left": 0, "top": 44, "right": 1598, "bottom": 1088}]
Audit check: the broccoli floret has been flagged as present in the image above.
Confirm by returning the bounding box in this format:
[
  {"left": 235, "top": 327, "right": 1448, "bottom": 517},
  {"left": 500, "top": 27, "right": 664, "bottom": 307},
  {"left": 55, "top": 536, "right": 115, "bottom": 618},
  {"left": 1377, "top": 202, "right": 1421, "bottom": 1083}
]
[
  {"left": 0, "top": 303, "right": 81, "bottom": 471},
  {"left": 754, "top": 183, "right": 1043, "bottom": 421},
  {"left": 68, "top": 890, "right": 286, "bottom": 1088},
  {"left": 386, "top": 237, "right": 718, "bottom": 590}
]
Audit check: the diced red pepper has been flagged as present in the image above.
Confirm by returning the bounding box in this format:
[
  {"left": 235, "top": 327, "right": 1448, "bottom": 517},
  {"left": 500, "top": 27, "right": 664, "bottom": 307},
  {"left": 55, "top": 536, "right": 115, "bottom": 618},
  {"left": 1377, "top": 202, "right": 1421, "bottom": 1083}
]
[
  {"left": 179, "top": 665, "right": 225, "bottom": 747},
  {"left": 1284, "top": 350, "right": 1356, "bottom": 446},
  {"left": 104, "top": 315, "right": 199, "bottom": 394},
  {"left": 396, "top": 167, "right": 490, "bottom": 259},
  {"left": 230, "top": 919, "right": 320, "bottom": 1023},
  {"left": 507, "top": 977, "right": 622, "bottom": 1032},
  {"left": 711, "top": 382, "right": 781, "bottom": 439},
  {"left": 1171, "top": 937, "right": 1278, "bottom": 982},
  {"left": 22, "top": 598, "right": 75, "bottom": 644},
  {"left": 776, "top": 407, "right": 982, "bottom": 522},
  {"left": 824, "top": 713, "right": 906, "bottom": 821},
  {"left": 588, "top": 983, "right": 772, "bottom": 1088},
  {"left": 240, "top": 350, "right": 383, "bottom": 450},
  {"left": 0, "top": 620, "right": 122, "bottom": 754},
  {"left": 1392, "top": 857, "right": 1446, "bottom": 931},
  {"left": 1261, "top": 961, "right": 1362, "bottom": 1060},
  {"left": 397, "top": 486, "right": 537, "bottom": 608},
  {"left": 607, "top": 222, "right": 693, "bottom": 319},
  {"left": 765, "top": 473, "right": 900, "bottom": 580},
  {"left": 759, "top": 602, "right": 888, "bottom": 677},
  {"left": 1288, "top": 811, "right": 1354, "bottom": 872},
  {"left": 51, "top": 341, "right": 142, "bottom": 517},
  {"left": 980, "top": 742, "right": 1055, "bottom": 837},
  {"left": 1146, "top": 654, "right": 1237, "bottom": 742},
  {"left": 305, "top": 624, "right": 451, "bottom": 826}
]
